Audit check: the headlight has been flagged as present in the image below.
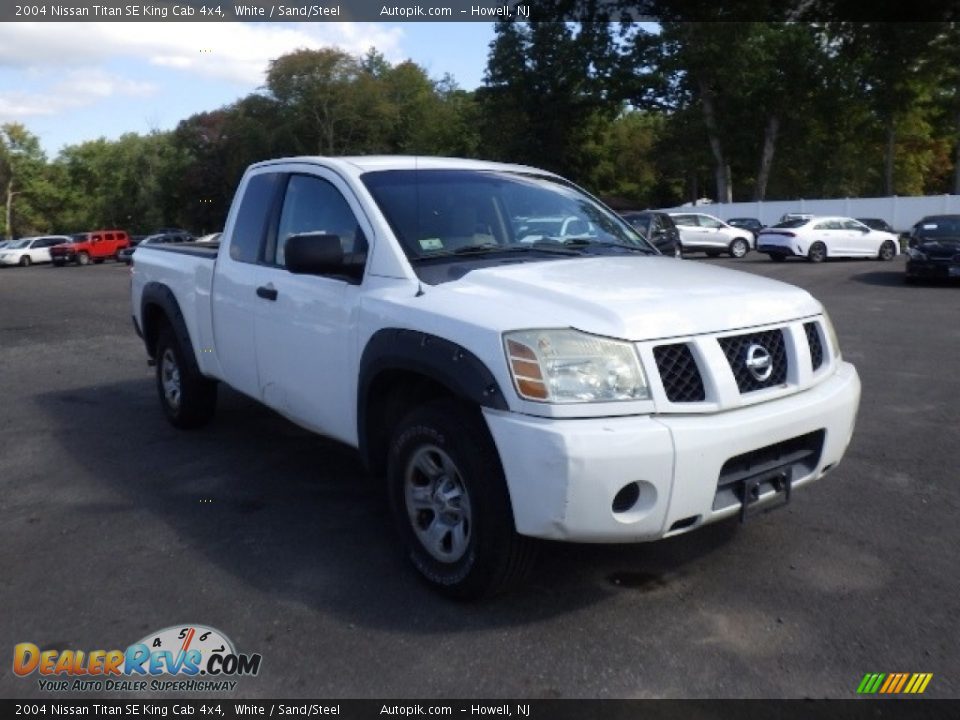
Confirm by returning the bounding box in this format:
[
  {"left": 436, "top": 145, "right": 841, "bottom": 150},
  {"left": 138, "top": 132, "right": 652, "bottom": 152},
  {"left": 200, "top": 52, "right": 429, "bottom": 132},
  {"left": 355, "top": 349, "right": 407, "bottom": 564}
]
[
  {"left": 503, "top": 329, "right": 650, "bottom": 403},
  {"left": 821, "top": 311, "right": 842, "bottom": 360}
]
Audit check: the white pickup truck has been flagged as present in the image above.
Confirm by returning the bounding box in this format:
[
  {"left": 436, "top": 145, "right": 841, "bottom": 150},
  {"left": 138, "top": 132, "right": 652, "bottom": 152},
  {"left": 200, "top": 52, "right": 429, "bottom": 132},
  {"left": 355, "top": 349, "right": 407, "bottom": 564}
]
[{"left": 131, "top": 156, "right": 861, "bottom": 599}]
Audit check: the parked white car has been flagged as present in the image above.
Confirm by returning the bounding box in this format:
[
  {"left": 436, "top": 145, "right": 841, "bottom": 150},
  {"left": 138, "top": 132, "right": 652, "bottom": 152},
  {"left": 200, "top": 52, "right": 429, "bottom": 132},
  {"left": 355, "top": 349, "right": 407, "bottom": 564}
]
[
  {"left": 757, "top": 217, "right": 899, "bottom": 263},
  {"left": 667, "top": 212, "right": 754, "bottom": 258},
  {"left": 0, "top": 236, "right": 72, "bottom": 267}
]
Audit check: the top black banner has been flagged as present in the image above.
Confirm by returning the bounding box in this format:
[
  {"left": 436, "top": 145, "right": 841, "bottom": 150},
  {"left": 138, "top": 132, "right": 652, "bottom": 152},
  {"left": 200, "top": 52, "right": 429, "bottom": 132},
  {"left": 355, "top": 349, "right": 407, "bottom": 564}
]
[{"left": 2, "top": 0, "right": 958, "bottom": 22}]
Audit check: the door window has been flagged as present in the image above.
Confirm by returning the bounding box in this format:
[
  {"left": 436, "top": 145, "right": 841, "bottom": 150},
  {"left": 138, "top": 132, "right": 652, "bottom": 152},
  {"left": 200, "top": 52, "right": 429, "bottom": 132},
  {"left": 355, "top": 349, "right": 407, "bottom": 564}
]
[
  {"left": 273, "top": 174, "right": 366, "bottom": 268},
  {"left": 697, "top": 215, "right": 723, "bottom": 229}
]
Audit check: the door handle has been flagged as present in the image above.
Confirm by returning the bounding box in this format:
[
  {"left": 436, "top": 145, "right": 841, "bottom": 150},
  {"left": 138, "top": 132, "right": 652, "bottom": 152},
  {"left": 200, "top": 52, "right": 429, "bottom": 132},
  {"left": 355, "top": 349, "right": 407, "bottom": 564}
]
[{"left": 256, "top": 285, "right": 278, "bottom": 301}]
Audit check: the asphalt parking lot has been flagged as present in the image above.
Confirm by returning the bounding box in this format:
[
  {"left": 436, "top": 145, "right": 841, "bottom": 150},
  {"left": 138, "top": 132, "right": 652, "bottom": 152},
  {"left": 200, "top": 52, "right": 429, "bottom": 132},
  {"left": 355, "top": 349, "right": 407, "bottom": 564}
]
[{"left": 1, "top": 254, "right": 957, "bottom": 699}]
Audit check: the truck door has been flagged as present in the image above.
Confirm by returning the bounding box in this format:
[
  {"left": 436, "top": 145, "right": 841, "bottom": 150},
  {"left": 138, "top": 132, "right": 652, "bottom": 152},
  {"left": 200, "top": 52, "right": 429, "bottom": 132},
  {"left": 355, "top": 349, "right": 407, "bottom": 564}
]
[
  {"left": 211, "top": 171, "right": 285, "bottom": 400},
  {"left": 253, "top": 170, "right": 370, "bottom": 445}
]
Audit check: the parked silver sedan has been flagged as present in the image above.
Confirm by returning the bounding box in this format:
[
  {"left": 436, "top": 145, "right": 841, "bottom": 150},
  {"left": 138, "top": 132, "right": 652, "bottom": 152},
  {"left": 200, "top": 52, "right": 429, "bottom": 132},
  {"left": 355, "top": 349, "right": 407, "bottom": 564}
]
[{"left": 666, "top": 212, "right": 755, "bottom": 258}]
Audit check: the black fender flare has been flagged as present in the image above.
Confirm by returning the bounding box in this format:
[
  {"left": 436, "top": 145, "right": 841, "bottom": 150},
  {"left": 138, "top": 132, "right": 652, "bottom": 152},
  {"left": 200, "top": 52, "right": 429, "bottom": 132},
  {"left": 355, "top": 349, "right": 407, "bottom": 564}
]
[
  {"left": 357, "top": 328, "right": 509, "bottom": 467},
  {"left": 140, "top": 283, "right": 202, "bottom": 376}
]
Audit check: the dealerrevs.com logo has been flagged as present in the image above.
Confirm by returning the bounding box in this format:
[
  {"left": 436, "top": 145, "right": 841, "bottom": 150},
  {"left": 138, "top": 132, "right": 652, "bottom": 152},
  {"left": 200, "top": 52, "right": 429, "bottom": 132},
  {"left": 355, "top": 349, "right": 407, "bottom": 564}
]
[{"left": 13, "top": 624, "right": 262, "bottom": 692}]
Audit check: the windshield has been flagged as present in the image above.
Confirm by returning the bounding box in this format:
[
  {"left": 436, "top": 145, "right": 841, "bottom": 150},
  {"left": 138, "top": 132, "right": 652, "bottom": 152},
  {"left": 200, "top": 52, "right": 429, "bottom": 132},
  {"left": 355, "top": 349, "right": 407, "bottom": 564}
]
[
  {"left": 915, "top": 217, "right": 960, "bottom": 239},
  {"left": 361, "top": 169, "right": 654, "bottom": 260},
  {"left": 7, "top": 239, "right": 31, "bottom": 249}
]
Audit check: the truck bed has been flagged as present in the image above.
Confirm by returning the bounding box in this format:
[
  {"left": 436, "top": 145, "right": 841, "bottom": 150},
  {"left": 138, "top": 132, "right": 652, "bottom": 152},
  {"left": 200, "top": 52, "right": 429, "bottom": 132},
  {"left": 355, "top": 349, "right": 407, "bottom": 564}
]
[{"left": 142, "top": 241, "right": 220, "bottom": 259}]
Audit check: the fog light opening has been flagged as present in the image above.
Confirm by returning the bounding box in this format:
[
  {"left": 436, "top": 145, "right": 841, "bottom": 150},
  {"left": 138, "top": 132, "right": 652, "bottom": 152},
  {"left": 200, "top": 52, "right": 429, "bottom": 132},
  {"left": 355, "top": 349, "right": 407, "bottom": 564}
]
[
  {"left": 612, "top": 482, "right": 641, "bottom": 514},
  {"left": 669, "top": 515, "right": 700, "bottom": 532}
]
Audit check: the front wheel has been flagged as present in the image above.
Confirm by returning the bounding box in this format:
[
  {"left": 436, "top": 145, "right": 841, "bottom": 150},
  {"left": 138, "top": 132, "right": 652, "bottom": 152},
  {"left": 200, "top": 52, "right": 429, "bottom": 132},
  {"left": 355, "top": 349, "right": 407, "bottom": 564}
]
[
  {"left": 728, "top": 238, "right": 749, "bottom": 258},
  {"left": 155, "top": 326, "right": 217, "bottom": 429},
  {"left": 387, "top": 398, "right": 537, "bottom": 600},
  {"left": 77, "top": 252, "right": 90, "bottom": 266},
  {"left": 878, "top": 240, "right": 896, "bottom": 261},
  {"left": 19, "top": 256, "right": 31, "bottom": 267},
  {"left": 807, "top": 242, "right": 827, "bottom": 263}
]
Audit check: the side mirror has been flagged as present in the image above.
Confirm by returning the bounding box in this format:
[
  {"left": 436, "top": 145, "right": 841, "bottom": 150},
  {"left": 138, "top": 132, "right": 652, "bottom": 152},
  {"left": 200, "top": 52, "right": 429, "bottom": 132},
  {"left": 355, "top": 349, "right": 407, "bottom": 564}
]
[
  {"left": 285, "top": 232, "right": 365, "bottom": 280},
  {"left": 860, "top": 227, "right": 870, "bottom": 233}
]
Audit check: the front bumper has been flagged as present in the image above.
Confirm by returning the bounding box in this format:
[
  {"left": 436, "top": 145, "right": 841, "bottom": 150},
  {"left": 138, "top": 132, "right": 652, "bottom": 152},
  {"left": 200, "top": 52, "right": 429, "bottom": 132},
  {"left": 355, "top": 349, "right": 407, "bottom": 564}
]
[
  {"left": 484, "top": 362, "right": 860, "bottom": 542},
  {"left": 0, "top": 255, "right": 22, "bottom": 265},
  {"left": 905, "top": 258, "right": 960, "bottom": 279},
  {"left": 51, "top": 251, "right": 77, "bottom": 263}
]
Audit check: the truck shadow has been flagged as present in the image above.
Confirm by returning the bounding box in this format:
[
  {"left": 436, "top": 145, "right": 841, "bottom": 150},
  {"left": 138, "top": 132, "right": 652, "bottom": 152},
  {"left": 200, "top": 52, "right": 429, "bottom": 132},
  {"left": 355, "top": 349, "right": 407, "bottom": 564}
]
[{"left": 35, "top": 379, "right": 741, "bottom": 631}]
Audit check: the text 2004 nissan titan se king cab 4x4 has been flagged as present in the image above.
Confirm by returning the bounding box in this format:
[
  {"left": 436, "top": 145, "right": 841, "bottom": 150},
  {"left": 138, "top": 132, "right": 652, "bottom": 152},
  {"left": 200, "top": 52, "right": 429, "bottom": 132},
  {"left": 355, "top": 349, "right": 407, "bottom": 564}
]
[{"left": 131, "top": 157, "right": 861, "bottom": 599}]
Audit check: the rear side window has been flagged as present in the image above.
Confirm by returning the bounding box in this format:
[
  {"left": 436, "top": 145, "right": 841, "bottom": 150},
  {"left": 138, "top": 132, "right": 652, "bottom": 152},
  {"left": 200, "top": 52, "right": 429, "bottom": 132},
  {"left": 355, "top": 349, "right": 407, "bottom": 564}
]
[
  {"left": 230, "top": 172, "right": 283, "bottom": 264},
  {"left": 672, "top": 214, "right": 696, "bottom": 226}
]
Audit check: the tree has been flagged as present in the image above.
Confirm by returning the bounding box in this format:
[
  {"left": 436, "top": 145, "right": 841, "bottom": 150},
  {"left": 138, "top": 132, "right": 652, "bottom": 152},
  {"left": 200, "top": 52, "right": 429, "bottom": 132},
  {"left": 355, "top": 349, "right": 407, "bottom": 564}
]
[{"left": 0, "top": 124, "right": 47, "bottom": 238}]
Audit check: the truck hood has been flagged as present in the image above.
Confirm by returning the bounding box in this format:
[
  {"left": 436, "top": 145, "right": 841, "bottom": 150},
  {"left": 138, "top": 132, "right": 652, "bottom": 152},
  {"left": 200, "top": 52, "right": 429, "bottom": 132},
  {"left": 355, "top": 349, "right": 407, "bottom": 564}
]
[{"left": 433, "top": 256, "right": 821, "bottom": 341}]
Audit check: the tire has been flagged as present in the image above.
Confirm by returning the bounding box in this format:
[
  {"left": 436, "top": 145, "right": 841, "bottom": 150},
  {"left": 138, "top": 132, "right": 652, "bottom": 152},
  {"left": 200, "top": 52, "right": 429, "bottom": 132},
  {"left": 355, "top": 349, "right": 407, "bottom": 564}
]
[
  {"left": 77, "top": 252, "right": 90, "bottom": 266},
  {"left": 673, "top": 244, "right": 682, "bottom": 259},
  {"left": 154, "top": 325, "right": 217, "bottom": 429},
  {"left": 769, "top": 254, "right": 786, "bottom": 262},
  {"left": 728, "top": 237, "right": 749, "bottom": 258},
  {"left": 878, "top": 240, "right": 896, "bottom": 261},
  {"left": 807, "top": 242, "right": 827, "bottom": 263},
  {"left": 387, "top": 398, "right": 537, "bottom": 600},
  {"left": 19, "top": 256, "right": 31, "bottom": 267}
]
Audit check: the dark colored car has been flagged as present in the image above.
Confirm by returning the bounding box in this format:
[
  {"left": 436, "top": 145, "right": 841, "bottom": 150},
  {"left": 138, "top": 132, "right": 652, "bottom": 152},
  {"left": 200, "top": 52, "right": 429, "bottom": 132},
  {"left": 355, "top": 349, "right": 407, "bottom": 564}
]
[
  {"left": 620, "top": 211, "right": 682, "bottom": 258},
  {"left": 118, "top": 231, "right": 193, "bottom": 264},
  {"left": 857, "top": 218, "right": 896, "bottom": 234},
  {"left": 904, "top": 215, "right": 960, "bottom": 283},
  {"left": 727, "top": 217, "right": 764, "bottom": 237}
]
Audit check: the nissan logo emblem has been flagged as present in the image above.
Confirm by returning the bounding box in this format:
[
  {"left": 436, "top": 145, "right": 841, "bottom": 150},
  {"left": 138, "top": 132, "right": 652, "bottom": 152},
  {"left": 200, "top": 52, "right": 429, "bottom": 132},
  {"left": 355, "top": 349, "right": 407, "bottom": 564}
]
[{"left": 744, "top": 343, "right": 773, "bottom": 382}]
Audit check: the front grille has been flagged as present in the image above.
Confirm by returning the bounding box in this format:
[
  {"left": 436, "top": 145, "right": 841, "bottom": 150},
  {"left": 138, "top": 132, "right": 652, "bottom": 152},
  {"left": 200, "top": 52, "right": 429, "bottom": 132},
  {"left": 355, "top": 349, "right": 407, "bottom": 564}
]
[
  {"left": 653, "top": 343, "right": 705, "bottom": 402},
  {"left": 718, "top": 329, "right": 787, "bottom": 393},
  {"left": 804, "top": 321, "right": 824, "bottom": 371}
]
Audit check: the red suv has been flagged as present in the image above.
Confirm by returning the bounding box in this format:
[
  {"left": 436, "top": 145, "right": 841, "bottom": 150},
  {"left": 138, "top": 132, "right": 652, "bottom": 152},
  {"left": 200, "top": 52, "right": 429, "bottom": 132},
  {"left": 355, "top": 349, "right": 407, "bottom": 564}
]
[{"left": 51, "top": 230, "right": 131, "bottom": 266}]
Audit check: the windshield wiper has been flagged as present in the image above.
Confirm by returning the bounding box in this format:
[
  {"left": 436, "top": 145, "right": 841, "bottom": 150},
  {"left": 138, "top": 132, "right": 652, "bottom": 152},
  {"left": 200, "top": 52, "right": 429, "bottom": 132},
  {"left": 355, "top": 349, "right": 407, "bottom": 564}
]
[
  {"left": 411, "top": 243, "right": 583, "bottom": 261},
  {"left": 541, "top": 237, "right": 656, "bottom": 255}
]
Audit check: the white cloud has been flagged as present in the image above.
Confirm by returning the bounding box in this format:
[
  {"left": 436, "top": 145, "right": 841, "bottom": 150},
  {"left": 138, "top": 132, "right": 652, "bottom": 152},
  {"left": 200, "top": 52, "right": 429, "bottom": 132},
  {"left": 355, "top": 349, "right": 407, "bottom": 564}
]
[
  {"left": 0, "top": 21, "right": 406, "bottom": 86},
  {"left": 0, "top": 68, "right": 157, "bottom": 119}
]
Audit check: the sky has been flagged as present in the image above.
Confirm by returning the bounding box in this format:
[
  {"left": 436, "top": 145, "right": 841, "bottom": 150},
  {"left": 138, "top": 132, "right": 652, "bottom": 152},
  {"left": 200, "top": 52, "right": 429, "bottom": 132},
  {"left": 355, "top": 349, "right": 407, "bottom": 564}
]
[{"left": 0, "top": 22, "right": 497, "bottom": 156}]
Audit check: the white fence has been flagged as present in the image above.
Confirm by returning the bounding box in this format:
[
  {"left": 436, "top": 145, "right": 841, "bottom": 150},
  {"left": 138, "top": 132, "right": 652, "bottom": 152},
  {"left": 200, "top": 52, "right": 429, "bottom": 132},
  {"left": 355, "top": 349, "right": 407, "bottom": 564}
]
[{"left": 660, "top": 195, "right": 960, "bottom": 232}]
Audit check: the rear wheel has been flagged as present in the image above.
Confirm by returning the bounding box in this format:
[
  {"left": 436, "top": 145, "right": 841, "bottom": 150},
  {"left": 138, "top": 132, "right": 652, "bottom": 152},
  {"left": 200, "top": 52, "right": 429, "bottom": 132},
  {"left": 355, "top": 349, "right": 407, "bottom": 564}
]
[
  {"left": 387, "top": 398, "right": 537, "bottom": 600},
  {"left": 728, "top": 237, "right": 749, "bottom": 258},
  {"left": 77, "top": 252, "right": 90, "bottom": 266},
  {"left": 19, "top": 255, "right": 31, "bottom": 267},
  {"left": 878, "top": 240, "right": 896, "bottom": 261},
  {"left": 154, "top": 326, "right": 217, "bottom": 429},
  {"left": 807, "top": 242, "right": 827, "bottom": 263}
]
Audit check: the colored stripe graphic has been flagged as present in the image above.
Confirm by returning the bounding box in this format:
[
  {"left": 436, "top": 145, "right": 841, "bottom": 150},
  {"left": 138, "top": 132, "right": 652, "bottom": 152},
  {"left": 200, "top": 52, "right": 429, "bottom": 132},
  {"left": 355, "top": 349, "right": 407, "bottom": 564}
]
[{"left": 858, "top": 673, "right": 932, "bottom": 694}]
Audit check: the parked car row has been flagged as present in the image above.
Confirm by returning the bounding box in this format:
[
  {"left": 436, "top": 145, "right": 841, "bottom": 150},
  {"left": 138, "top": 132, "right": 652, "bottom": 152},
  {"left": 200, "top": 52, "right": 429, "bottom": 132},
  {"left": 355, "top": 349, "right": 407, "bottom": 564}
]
[{"left": 0, "top": 228, "right": 220, "bottom": 269}]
